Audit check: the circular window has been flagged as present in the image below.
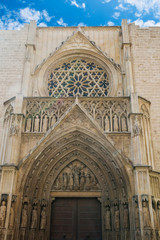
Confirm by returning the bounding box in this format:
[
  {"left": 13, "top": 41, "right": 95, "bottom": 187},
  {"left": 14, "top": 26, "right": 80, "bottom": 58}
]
[{"left": 47, "top": 58, "right": 110, "bottom": 97}]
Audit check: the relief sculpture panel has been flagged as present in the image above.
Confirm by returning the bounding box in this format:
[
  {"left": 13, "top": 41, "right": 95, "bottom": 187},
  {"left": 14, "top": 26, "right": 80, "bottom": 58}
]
[{"left": 52, "top": 160, "right": 100, "bottom": 191}]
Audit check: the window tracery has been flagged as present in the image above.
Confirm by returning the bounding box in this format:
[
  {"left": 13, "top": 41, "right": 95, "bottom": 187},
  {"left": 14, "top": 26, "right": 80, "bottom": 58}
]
[{"left": 47, "top": 58, "right": 110, "bottom": 97}]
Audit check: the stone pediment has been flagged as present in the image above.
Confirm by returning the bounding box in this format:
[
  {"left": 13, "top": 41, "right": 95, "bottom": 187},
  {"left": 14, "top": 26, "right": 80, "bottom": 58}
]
[
  {"left": 51, "top": 100, "right": 106, "bottom": 139},
  {"left": 34, "top": 29, "right": 121, "bottom": 74},
  {"left": 57, "top": 30, "right": 100, "bottom": 53}
]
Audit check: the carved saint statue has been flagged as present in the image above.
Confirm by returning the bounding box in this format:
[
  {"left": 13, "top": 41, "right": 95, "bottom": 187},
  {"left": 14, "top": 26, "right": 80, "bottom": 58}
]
[
  {"left": 40, "top": 206, "right": 47, "bottom": 230},
  {"left": 26, "top": 117, "right": 32, "bottom": 132},
  {"left": 113, "top": 115, "right": 119, "bottom": 132},
  {"left": 85, "top": 172, "right": 91, "bottom": 190},
  {"left": 114, "top": 205, "right": 120, "bottom": 231},
  {"left": 142, "top": 201, "right": 151, "bottom": 228},
  {"left": 74, "top": 168, "right": 80, "bottom": 190},
  {"left": 31, "top": 206, "right": 38, "bottom": 229},
  {"left": 63, "top": 172, "right": 68, "bottom": 190},
  {"left": 105, "top": 206, "right": 111, "bottom": 230},
  {"left": 21, "top": 204, "right": 28, "bottom": 228},
  {"left": 34, "top": 115, "right": 40, "bottom": 132},
  {"left": 68, "top": 173, "right": 74, "bottom": 190},
  {"left": 121, "top": 116, "right": 127, "bottom": 132},
  {"left": 0, "top": 201, "right": 6, "bottom": 228},
  {"left": 135, "top": 202, "right": 140, "bottom": 229},
  {"left": 123, "top": 204, "right": 129, "bottom": 229},
  {"left": 42, "top": 115, "right": 48, "bottom": 132},
  {"left": 9, "top": 204, "right": 14, "bottom": 229},
  {"left": 152, "top": 207, "right": 158, "bottom": 229},
  {"left": 80, "top": 172, "right": 85, "bottom": 190},
  {"left": 51, "top": 115, "right": 56, "bottom": 126},
  {"left": 104, "top": 115, "right": 110, "bottom": 132}
]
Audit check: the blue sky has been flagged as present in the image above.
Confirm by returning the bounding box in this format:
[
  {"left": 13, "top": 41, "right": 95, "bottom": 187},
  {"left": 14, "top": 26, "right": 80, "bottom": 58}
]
[{"left": 0, "top": 0, "right": 160, "bottom": 29}]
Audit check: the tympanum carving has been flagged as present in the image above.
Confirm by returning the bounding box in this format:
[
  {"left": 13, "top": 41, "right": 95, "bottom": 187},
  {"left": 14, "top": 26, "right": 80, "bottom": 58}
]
[{"left": 52, "top": 160, "right": 100, "bottom": 191}]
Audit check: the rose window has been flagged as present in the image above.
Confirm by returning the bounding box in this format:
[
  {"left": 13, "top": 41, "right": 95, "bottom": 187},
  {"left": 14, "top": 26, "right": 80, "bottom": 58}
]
[{"left": 47, "top": 58, "right": 110, "bottom": 97}]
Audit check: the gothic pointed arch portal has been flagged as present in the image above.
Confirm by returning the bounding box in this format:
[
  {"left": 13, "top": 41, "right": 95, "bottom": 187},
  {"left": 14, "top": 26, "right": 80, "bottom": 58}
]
[{"left": 15, "top": 127, "right": 134, "bottom": 240}]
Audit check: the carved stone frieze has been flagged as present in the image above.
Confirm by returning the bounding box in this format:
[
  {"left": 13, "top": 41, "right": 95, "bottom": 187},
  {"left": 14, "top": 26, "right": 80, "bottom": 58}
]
[
  {"left": 23, "top": 97, "right": 130, "bottom": 133},
  {"left": 52, "top": 160, "right": 100, "bottom": 191}
]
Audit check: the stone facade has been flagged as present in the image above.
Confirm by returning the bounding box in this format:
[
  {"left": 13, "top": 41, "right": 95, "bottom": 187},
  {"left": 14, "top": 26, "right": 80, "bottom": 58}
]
[{"left": 0, "top": 19, "right": 160, "bottom": 239}]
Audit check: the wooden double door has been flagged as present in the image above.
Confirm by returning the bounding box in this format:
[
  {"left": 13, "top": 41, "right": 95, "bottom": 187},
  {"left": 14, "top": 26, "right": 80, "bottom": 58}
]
[{"left": 50, "top": 198, "right": 102, "bottom": 240}]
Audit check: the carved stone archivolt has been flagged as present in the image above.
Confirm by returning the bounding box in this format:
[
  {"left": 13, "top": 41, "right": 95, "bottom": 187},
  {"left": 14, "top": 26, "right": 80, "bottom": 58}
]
[{"left": 52, "top": 160, "right": 100, "bottom": 191}]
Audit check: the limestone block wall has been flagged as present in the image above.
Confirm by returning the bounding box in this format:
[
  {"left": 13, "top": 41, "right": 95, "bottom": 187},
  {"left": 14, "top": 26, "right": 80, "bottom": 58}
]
[
  {"left": 129, "top": 24, "right": 160, "bottom": 170},
  {"left": 35, "top": 26, "right": 121, "bottom": 68},
  {"left": 0, "top": 25, "right": 29, "bottom": 147}
]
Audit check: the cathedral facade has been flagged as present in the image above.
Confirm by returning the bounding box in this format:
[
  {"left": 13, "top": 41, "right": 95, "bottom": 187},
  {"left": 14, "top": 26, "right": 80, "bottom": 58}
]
[{"left": 0, "top": 19, "right": 160, "bottom": 240}]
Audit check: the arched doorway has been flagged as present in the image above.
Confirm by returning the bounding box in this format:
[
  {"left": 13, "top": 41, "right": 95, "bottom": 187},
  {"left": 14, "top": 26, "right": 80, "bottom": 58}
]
[{"left": 15, "top": 127, "right": 133, "bottom": 240}]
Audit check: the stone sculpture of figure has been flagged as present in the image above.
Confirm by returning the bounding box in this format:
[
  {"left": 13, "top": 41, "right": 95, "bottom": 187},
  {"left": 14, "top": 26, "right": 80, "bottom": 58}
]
[
  {"left": 21, "top": 204, "right": 28, "bottom": 228},
  {"left": 31, "top": 206, "right": 38, "bottom": 229},
  {"left": 104, "top": 115, "right": 110, "bottom": 132},
  {"left": 85, "top": 172, "right": 91, "bottom": 190},
  {"left": 135, "top": 202, "right": 140, "bottom": 229},
  {"left": 121, "top": 116, "right": 127, "bottom": 132},
  {"left": 34, "top": 115, "right": 40, "bottom": 132},
  {"left": 123, "top": 204, "right": 129, "bottom": 229},
  {"left": 113, "top": 115, "right": 119, "bottom": 132},
  {"left": 142, "top": 201, "right": 151, "bottom": 228},
  {"left": 26, "top": 117, "right": 32, "bottom": 132},
  {"left": 105, "top": 206, "right": 111, "bottom": 230},
  {"left": 51, "top": 115, "right": 56, "bottom": 126},
  {"left": 57, "top": 174, "right": 63, "bottom": 190},
  {"left": 40, "top": 206, "right": 46, "bottom": 230},
  {"left": 68, "top": 173, "right": 74, "bottom": 190},
  {"left": 9, "top": 204, "right": 14, "bottom": 229},
  {"left": 152, "top": 207, "right": 158, "bottom": 229},
  {"left": 114, "top": 205, "right": 120, "bottom": 231},
  {"left": 80, "top": 172, "right": 85, "bottom": 190},
  {"left": 0, "top": 201, "right": 6, "bottom": 228},
  {"left": 42, "top": 115, "right": 48, "bottom": 132},
  {"left": 74, "top": 169, "right": 80, "bottom": 190},
  {"left": 63, "top": 172, "right": 68, "bottom": 190}
]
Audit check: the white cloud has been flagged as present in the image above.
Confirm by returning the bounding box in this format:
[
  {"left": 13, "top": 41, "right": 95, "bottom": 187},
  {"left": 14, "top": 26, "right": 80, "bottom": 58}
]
[
  {"left": 134, "top": 19, "right": 160, "bottom": 27},
  {"left": 115, "top": 3, "right": 128, "bottom": 10},
  {"left": 38, "top": 22, "right": 47, "bottom": 27},
  {"left": 78, "top": 22, "right": 87, "bottom": 26},
  {"left": 42, "top": 10, "right": 53, "bottom": 22},
  {"left": 0, "top": 19, "right": 23, "bottom": 30},
  {"left": 135, "top": 12, "right": 142, "bottom": 17},
  {"left": 20, "top": 7, "right": 41, "bottom": 22},
  {"left": 71, "top": 0, "right": 86, "bottom": 9},
  {"left": 112, "top": 12, "right": 120, "bottom": 19},
  {"left": 102, "top": 0, "right": 111, "bottom": 3},
  {"left": 0, "top": 7, "right": 53, "bottom": 30},
  {"left": 107, "top": 21, "right": 115, "bottom": 26},
  {"left": 57, "top": 18, "right": 68, "bottom": 27},
  {"left": 119, "top": 0, "right": 160, "bottom": 16}
]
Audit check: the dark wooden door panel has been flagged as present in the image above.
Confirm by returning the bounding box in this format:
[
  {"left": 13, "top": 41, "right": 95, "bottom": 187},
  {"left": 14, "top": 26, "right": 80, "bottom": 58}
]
[
  {"left": 50, "top": 198, "right": 76, "bottom": 240},
  {"left": 50, "top": 198, "right": 102, "bottom": 240},
  {"left": 77, "top": 198, "right": 102, "bottom": 240}
]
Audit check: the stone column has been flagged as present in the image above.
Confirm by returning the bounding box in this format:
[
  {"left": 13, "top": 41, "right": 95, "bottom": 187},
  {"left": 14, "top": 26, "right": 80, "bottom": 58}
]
[
  {"left": 21, "top": 21, "right": 36, "bottom": 97},
  {"left": 121, "top": 19, "right": 134, "bottom": 96}
]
